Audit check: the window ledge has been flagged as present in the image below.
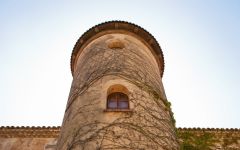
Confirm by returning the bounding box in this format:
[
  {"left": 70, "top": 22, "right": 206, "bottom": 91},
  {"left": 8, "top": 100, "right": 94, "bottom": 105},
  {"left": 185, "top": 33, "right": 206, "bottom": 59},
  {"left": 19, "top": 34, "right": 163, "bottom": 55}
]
[{"left": 103, "top": 109, "right": 133, "bottom": 112}]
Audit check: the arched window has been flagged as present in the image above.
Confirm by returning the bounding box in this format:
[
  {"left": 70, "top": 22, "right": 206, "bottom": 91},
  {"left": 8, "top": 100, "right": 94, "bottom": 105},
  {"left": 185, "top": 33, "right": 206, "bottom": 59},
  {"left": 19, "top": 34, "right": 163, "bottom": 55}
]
[
  {"left": 107, "top": 92, "right": 129, "bottom": 109},
  {"left": 106, "top": 84, "right": 129, "bottom": 110}
]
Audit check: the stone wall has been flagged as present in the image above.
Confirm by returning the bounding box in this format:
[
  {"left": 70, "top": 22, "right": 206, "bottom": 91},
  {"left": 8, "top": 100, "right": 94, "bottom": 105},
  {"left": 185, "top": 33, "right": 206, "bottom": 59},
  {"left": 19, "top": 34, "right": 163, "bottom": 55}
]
[
  {"left": 0, "top": 126, "right": 59, "bottom": 150},
  {"left": 57, "top": 33, "right": 178, "bottom": 149},
  {"left": 178, "top": 128, "right": 240, "bottom": 150},
  {"left": 1, "top": 127, "right": 239, "bottom": 150},
  {"left": 0, "top": 138, "right": 57, "bottom": 150}
]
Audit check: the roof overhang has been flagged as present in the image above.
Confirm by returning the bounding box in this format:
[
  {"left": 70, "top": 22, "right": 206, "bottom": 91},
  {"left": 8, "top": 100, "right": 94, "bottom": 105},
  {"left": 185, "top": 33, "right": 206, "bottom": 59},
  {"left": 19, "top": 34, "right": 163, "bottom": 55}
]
[{"left": 70, "top": 21, "right": 165, "bottom": 77}]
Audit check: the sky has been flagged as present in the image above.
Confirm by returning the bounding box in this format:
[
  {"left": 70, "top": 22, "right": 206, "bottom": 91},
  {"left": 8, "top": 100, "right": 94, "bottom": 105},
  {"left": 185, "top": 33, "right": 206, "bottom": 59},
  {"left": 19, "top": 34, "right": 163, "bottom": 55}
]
[{"left": 0, "top": 0, "right": 239, "bottom": 128}]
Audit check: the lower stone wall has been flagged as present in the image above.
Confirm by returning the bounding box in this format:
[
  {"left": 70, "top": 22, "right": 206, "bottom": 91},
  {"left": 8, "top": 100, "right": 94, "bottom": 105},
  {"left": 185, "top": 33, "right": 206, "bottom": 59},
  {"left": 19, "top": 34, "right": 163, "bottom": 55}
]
[
  {"left": 0, "top": 126, "right": 239, "bottom": 150},
  {"left": 0, "top": 138, "right": 57, "bottom": 150},
  {"left": 178, "top": 128, "right": 240, "bottom": 150},
  {"left": 0, "top": 126, "right": 59, "bottom": 150}
]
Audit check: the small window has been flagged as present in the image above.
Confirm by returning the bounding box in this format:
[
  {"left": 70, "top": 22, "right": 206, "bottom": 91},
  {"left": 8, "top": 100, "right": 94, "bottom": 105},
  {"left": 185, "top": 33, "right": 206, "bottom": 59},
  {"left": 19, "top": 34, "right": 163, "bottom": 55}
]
[{"left": 107, "top": 92, "right": 129, "bottom": 109}]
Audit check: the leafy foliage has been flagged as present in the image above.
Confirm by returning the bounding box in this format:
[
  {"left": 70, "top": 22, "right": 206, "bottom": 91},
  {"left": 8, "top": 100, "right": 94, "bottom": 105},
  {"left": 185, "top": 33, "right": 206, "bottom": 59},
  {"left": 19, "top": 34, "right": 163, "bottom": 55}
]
[{"left": 178, "top": 131, "right": 218, "bottom": 150}]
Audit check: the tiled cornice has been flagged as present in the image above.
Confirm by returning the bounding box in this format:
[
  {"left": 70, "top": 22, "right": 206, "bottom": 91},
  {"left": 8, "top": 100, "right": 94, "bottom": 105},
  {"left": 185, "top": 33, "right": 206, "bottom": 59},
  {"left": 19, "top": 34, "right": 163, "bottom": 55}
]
[
  {"left": 178, "top": 127, "right": 240, "bottom": 132},
  {"left": 1, "top": 126, "right": 239, "bottom": 138},
  {"left": 0, "top": 126, "right": 60, "bottom": 138}
]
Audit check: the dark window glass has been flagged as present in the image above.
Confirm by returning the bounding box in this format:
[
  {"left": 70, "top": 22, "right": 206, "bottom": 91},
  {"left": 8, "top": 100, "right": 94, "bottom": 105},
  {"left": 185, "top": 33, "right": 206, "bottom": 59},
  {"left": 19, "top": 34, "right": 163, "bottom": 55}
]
[
  {"left": 118, "top": 101, "right": 128, "bottom": 108},
  {"left": 108, "top": 101, "right": 117, "bottom": 108},
  {"left": 107, "top": 92, "right": 129, "bottom": 109}
]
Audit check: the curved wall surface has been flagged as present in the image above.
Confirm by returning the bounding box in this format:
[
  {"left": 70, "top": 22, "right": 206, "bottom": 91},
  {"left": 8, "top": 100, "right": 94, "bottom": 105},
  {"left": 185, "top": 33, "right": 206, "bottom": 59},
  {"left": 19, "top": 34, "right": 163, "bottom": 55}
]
[{"left": 57, "top": 21, "right": 179, "bottom": 150}]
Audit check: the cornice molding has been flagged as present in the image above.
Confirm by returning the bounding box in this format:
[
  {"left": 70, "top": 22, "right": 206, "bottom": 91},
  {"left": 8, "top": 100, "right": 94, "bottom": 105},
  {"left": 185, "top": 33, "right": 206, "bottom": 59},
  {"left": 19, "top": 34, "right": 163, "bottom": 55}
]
[
  {"left": 1, "top": 126, "right": 239, "bottom": 138},
  {"left": 0, "top": 126, "right": 60, "bottom": 138},
  {"left": 178, "top": 127, "right": 240, "bottom": 132}
]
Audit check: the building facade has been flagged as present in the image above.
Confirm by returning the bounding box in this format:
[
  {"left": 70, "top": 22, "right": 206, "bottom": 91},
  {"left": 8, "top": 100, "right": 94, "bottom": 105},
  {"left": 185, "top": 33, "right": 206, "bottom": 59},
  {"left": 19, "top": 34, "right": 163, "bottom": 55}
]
[
  {"left": 57, "top": 21, "right": 179, "bottom": 149},
  {"left": 0, "top": 21, "right": 239, "bottom": 150}
]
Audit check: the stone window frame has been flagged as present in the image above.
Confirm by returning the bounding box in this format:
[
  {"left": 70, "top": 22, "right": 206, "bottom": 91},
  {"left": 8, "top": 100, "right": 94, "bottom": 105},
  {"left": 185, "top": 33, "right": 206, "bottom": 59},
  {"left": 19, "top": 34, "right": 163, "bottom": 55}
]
[
  {"left": 104, "top": 84, "right": 132, "bottom": 112},
  {"left": 107, "top": 92, "right": 129, "bottom": 109}
]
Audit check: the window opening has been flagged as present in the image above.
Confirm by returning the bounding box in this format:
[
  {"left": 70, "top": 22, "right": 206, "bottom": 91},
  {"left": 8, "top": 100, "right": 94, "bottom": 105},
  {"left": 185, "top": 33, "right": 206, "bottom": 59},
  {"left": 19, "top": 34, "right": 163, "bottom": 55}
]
[{"left": 107, "top": 92, "right": 129, "bottom": 109}]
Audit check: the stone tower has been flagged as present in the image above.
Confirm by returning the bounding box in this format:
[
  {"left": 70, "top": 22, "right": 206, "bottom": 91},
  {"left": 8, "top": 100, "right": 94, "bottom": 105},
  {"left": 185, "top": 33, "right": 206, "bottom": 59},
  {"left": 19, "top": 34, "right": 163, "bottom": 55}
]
[{"left": 57, "top": 21, "right": 179, "bottom": 150}]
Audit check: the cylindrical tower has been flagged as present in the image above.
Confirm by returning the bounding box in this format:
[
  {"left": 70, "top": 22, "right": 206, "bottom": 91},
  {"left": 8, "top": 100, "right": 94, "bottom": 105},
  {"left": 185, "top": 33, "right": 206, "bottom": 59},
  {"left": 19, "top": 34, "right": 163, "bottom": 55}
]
[{"left": 57, "top": 21, "right": 179, "bottom": 150}]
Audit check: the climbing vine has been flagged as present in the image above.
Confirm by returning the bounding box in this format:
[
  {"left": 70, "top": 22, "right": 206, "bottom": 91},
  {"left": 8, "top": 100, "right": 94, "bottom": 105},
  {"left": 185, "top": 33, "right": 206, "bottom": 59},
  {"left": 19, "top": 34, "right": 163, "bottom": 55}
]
[
  {"left": 57, "top": 37, "right": 179, "bottom": 150},
  {"left": 177, "top": 131, "right": 217, "bottom": 150}
]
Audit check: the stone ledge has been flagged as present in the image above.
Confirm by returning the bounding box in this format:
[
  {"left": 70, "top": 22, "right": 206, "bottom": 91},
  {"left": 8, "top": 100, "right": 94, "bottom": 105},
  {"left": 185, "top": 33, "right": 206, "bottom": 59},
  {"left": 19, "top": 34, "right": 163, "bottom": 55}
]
[
  {"left": 0, "top": 126, "right": 239, "bottom": 138},
  {"left": 0, "top": 126, "right": 60, "bottom": 138}
]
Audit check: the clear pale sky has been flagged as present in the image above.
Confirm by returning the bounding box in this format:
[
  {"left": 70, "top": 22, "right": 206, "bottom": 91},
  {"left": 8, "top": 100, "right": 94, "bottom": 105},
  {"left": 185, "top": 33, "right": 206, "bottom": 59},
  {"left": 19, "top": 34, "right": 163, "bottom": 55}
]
[{"left": 0, "top": 0, "right": 239, "bottom": 128}]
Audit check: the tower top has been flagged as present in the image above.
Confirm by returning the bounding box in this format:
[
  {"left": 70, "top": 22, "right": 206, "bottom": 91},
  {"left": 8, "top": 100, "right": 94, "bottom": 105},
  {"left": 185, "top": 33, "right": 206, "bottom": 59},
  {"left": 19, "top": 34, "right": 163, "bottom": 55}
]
[{"left": 70, "top": 21, "right": 165, "bottom": 77}]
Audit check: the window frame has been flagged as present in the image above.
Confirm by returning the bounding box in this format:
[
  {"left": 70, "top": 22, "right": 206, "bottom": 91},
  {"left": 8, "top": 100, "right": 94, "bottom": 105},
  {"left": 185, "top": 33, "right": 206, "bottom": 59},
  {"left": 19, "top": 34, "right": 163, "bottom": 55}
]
[{"left": 106, "top": 92, "right": 129, "bottom": 109}]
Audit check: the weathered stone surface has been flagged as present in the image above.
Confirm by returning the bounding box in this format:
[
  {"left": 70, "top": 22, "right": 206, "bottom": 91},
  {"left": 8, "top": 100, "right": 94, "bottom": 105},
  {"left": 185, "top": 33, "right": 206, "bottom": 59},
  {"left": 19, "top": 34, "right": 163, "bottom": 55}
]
[
  {"left": 0, "top": 127, "right": 239, "bottom": 150},
  {"left": 57, "top": 21, "right": 179, "bottom": 150},
  {"left": 0, "top": 138, "right": 57, "bottom": 150},
  {"left": 178, "top": 128, "right": 240, "bottom": 150}
]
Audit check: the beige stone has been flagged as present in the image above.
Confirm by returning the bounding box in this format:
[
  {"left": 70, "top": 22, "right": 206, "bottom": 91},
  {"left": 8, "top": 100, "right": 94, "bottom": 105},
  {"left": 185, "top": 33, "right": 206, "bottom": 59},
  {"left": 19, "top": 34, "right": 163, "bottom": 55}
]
[{"left": 57, "top": 21, "right": 179, "bottom": 150}]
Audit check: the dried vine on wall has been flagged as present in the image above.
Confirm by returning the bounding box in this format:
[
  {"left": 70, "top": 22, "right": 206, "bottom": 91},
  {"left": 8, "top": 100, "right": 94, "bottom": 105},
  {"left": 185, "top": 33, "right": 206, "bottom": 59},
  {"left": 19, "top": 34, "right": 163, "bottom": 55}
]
[{"left": 58, "top": 39, "right": 178, "bottom": 150}]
